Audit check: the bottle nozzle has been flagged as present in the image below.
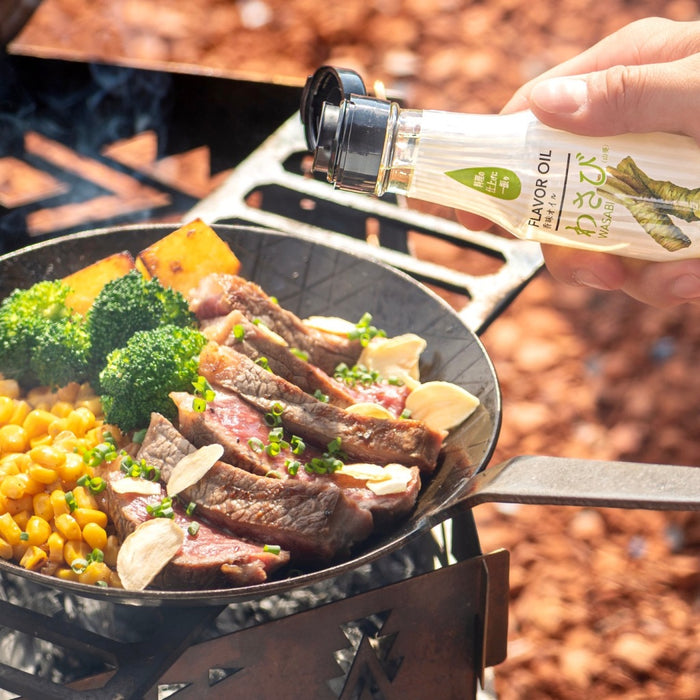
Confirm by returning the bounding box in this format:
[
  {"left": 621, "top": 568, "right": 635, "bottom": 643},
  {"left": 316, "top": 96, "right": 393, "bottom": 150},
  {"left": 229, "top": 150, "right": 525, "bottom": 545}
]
[{"left": 301, "top": 66, "right": 392, "bottom": 194}]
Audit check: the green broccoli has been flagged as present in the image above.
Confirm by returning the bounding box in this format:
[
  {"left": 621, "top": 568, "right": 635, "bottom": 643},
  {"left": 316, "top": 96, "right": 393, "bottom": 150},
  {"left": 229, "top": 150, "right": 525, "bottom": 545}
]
[
  {"left": 0, "top": 280, "right": 90, "bottom": 387},
  {"left": 99, "top": 324, "right": 207, "bottom": 433},
  {"left": 87, "top": 270, "right": 196, "bottom": 386}
]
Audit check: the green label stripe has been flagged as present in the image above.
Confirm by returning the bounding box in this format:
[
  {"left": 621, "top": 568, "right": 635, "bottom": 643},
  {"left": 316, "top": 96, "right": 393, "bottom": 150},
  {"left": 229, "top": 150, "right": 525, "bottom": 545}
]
[{"left": 445, "top": 167, "right": 522, "bottom": 200}]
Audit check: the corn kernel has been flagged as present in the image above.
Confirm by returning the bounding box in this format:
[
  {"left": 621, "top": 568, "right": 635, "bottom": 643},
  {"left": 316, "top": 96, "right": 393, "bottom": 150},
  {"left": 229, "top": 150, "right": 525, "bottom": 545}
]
[
  {"left": 55, "top": 382, "right": 81, "bottom": 403},
  {"left": 27, "top": 463, "right": 59, "bottom": 485},
  {"left": 72, "top": 486, "right": 97, "bottom": 510},
  {"left": 0, "top": 424, "right": 29, "bottom": 454},
  {"left": 12, "top": 510, "right": 30, "bottom": 531},
  {"left": 0, "top": 474, "right": 26, "bottom": 499},
  {"left": 82, "top": 522, "right": 108, "bottom": 550},
  {"left": 0, "top": 380, "right": 20, "bottom": 400},
  {"left": 32, "top": 492, "right": 54, "bottom": 521},
  {"left": 63, "top": 539, "right": 90, "bottom": 566},
  {"left": 54, "top": 513, "right": 82, "bottom": 541},
  {"left": 65, "top": 408, "right": 94, "bottom": 437},
  {"left": 78, "top": 561, "right": 111, "bottom": 586},
  {"left": 23, "top": 409, "right": 56, "bottom": 440},
  {"left": 26, "top": 386, "right": 55, "bottom": 408},
  {"left": 29, "top": 434, "right": 53, "bottom": 449},
  {"left": 0, "top": 512, "right": 23, "bottom": 545},
  {"left": 51, "top": 401, "right": 74, "bottom": 418},
  {"left": 74, "top": 507, "right": 108, "bottom": 530},
  {"left": 0, "top": 396, "right": 16, "bottom": 423},
  {"left": 58, "top": 453, "right": 86, "bottom": 485},
  {"left": 0, "top": 536, "right": 12, "bottom": 559},
  {"left": 21, "top": 474, "right": 47, "bottom": 497},
  {"left": 30, "top": 445, "right": 66, "bottom": 470},
  {"left": 25, "top": 515, "right": 52, "bottom": 546},
  {"left": 50, "top": 489, "right": 70, "bottom": 517},
  {"left": 9, "top": 401, "right": 31, "bottom": 426},
  {"left": 19, "top": 544, "right": 47, "bottom": 571},
  {"left": 47, "top": 531, "right": 65, "bottom": 562},
  {"left": 2, "top": 494, "right": 33, "bottom": 516},
  {"left": 56, "top": 567, "right": 79, "bottom": 582},
  {"left": 103, "top": 535, "right": 120, "bottom": 566}
]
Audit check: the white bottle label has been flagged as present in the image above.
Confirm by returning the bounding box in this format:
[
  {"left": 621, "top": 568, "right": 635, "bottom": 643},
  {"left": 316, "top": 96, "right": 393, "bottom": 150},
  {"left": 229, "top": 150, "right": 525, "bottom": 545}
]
[{"left": 409, "top": 111, "right": 700, "bottom": 261}]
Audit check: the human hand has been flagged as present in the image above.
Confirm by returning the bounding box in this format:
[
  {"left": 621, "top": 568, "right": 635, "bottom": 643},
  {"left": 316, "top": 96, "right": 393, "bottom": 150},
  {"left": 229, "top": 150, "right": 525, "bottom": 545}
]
[{"left": 457, "top": 17, "right": 700, "bottom": 306}]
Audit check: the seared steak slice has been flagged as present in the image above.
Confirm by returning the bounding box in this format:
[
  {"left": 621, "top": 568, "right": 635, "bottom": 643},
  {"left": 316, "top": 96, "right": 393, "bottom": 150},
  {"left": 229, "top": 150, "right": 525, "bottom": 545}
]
[
  {"left": 202, "top": 310, "right": 356, "bottom": 407},
  {"left": 170, "top": 390, "right": 282, "bottom": 475},
  {"left": 199, "top": 342, "right": 444, "bottom": 473},
  {"left": 99, "top": 468, "right": 289, "bottom": 589},
  {"left": 138, "top": 413, "right": 374, "bottom": 563},
  {"left": 171, "top": 391, "right": 421, "bottom": 529},
  {"left": 190, "top": 273, "right": 362, "bottom": 374}
]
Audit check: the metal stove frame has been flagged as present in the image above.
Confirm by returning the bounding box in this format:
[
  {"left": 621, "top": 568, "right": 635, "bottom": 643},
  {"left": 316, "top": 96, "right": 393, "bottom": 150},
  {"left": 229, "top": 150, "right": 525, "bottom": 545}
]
[{"left": 0, "top": 52, "right": 543, "bottom": 700}]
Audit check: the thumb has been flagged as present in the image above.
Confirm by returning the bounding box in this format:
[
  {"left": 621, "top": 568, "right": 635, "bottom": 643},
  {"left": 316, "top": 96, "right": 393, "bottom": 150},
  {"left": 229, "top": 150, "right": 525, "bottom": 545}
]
[{"left": 527, "top": 54, "right": 700, "bottom": 143}]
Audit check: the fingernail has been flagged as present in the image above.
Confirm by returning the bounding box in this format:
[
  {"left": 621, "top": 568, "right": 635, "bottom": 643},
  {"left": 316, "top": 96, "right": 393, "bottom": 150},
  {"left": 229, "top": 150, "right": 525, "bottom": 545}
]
[
  {"left": 572, "top": 269, "right": 616, "bottom": 291},
  {"left": 531, "top": 77, "right": 589, "bottom": 114},
  {"left": 671, "top": 274, "right": 700, "bottom": 299}
]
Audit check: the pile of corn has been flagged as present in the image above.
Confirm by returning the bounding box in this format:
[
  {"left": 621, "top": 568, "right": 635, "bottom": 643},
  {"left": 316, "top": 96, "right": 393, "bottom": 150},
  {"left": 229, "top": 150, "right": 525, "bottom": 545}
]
[{"left": 0, "top": 379, "right": 121, "bottom": 587}]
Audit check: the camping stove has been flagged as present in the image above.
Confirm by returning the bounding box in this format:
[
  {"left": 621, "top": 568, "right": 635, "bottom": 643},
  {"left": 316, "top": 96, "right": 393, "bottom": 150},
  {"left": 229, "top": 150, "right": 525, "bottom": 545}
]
[{"left": 0, "top": 50, "right": 543, "bottom": 699}]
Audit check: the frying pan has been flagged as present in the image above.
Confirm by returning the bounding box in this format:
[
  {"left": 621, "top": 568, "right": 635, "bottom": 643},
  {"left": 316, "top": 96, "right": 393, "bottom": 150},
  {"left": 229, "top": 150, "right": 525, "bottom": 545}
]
[{"left": 0, "top": 223, "right": 698, "bottom": 606}]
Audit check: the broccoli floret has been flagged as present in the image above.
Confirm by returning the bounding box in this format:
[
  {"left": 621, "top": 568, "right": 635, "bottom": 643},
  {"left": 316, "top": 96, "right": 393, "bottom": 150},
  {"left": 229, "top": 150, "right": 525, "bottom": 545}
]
[
  {"left": 0, "top": 280, "right": 89, "bottom": 387},
  {"left": 99, "top": 324, "right": 207, "bottom": 433},
  {"left": 87, "top": 270, "right": 196, "bottom": 385}
]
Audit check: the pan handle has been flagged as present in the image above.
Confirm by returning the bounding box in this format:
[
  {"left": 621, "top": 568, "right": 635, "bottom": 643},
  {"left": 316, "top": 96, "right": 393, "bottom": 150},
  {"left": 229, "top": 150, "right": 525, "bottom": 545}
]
[{"left": 461, "top": 455, "right": 700, "bottom": 511}]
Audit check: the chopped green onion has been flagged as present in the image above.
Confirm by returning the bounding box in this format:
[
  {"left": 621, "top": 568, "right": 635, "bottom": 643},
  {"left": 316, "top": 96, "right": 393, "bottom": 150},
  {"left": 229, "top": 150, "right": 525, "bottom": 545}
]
[
  {"left": 77, "top": 475, "right": 107, "bottom": 495},
  {"left": 71, "top": 558, "right": 88, "bottom": 574},
  {"left": 333, "top": 362, "right": 380, "bottom": 387},
  {"left": 400, "top": 408, "right": 412, "bottom": 419},
  {"left": 146, "top": 497, "right": 175, "bottom": 519},
  {"left": 285, "top": 459, "right": 300, "bottom": 476},
  {"left": 347, "top": 312, "right": 387, "bottom": 347},
  {"left": 248, "top": 437, "right": 265, "bottom": 453},
  {"left": 232, "top": 324, "right": 246, "bottom": 341},
  {"left": 65, "top": 491, "right": 78, "bottom": 512},
  {"left": 313, "top": 389, "right": 329, "bottom": 403},
  {"left": 20, "top": 531, "right": 28, "bottom": 541},
  {"left": 188, "top": 522, "right": 200, "bottom": 537},
  {"left": 263, "top": 544, "right": 281, "bottom": 555},
  {"left": 290, "top": 347, "right": 309, "bottom": 361},
  {"left": 185, "top": 502, "right": 197, "bottom": 516},
  {"left": 290, "top": 435, "right": 306, "bottom": 455},
  {"left": 192, "top": 375, "right": 215, "bottom": 412},
  {"left": 82, "top": 434, "right": 118, "bottom": 466},
  {"left": 255, "top": 357, "right": 270, "bottom": 371}
]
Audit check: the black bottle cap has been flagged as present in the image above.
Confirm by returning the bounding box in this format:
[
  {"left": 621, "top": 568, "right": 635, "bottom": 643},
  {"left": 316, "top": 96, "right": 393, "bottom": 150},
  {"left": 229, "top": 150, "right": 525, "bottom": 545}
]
[{"left": 301, "top": 66, "right": 392, "bottom": 193}]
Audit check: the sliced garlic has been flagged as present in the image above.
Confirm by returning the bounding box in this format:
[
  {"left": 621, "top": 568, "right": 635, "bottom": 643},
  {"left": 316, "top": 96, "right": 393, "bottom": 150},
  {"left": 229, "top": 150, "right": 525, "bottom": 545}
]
[
  {"left": 117, "top": 519, "right": 184, "bottom": 591},
  {"left": 367, "top": 464, "right": 414, "bottom": 495},
  {"left": 254, "top": 320, "right": 288, "bottom": 346},
  {"left": 337, "top": 462, "right": 413, "bottom": 495},
  {"left": 358, "top": 333, "right": 426, "bottom": 388},
  {"left": 111, "top": 478, "right": 162, "bottom": 496},
  {"left": 345, "top": 402, "right": 394, "bottom": 420},
  {"left": 166, "top": 443, "right": 224, "bottom": 497},
  {"left": 404, "top": 380, "right": 480, "bottom": 431},
  {"left": 303, "top": 315, "right": 357, "bottom": 336}
]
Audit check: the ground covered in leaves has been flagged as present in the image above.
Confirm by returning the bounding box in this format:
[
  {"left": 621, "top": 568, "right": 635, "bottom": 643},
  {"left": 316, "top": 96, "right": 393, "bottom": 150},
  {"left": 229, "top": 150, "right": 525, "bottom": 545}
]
[{"left": 13, "top": 1, "right": 700, "bottom": 698}]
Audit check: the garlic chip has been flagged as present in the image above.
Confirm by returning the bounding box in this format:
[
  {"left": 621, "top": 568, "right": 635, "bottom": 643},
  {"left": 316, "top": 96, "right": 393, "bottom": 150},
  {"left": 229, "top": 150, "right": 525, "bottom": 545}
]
[
  {"left": 111, "top": 478, "right": 162, "bottom": 496},
  {"left": 345, "top": 402, "right": 394, "bottom": 420},
  {"left": 166, "top": 443, "right": 224, "bottom": 497},
  {"left": 337, "top": 462, "right": 413, "bottom": 495},
  {"left": 117, "top": 519, "right": 184, "bottom": 591},
  {"left": 405, "top": 381, "right": 480, "bottom": 431},
  {"left": 358, "top": 333, "right": 426, "bottom": 388},
  {"left": 303, "top": 315, "right": 357, "bottom": 336}
]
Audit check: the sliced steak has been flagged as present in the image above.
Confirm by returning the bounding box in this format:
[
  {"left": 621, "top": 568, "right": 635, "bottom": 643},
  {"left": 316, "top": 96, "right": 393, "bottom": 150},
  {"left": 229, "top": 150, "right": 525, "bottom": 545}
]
[
  {"left": 202, "top": 309, "right": 356, "bottom": 407},
  {"left": 171, "top": 391, "right": 421, "bottom": 529},
  {"left": 190, "top": 273, "right": 362, "bottom": 374},
  {"left": 99, "top": 466, "right": 289, "bottom": 589},
  {"left": 138, "top": 413, "right": 374, "bottom": 563},
  {"left": 199, "top": 342, "right": 444, "bottom": 473}
]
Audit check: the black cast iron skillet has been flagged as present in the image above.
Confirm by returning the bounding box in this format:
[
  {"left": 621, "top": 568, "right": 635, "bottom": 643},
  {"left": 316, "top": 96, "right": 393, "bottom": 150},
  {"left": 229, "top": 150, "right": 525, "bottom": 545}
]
[{"left": 0, "top": 223, "right": 698, "bottom": 606}]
